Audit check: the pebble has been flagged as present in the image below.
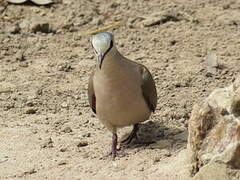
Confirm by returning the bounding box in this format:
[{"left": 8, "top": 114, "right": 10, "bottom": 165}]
[
  {"left": 29, "top": 20, "right": 55, "bottom": 33},
  {"left": 82, "top": 132, "right": 91, "bottom": 137},
  {"left": 61, "top": 102, "right": 68, "bottom": 108},
  {"left": 5, "top": 24, "right": 20, "bottom": 34},
  {"left": 62, "top": 126, "right": 73, "bottom": 133},
  {"left": 59, "top": 147, "right": 68, "bottom": 152},
  {"left": 58, "top": 160, "right": 67, "bottom": 166},
  {"left": 41, "top": 137, "right": 54, "bottom": 148},
  {"left": 25, "top": 108, "right": 37, "bottom": 114},
  {"left": 15, "top": 51, "right": 25, "bottom": 62},
  {"left": 23, "top": 168, "right": 37, "bottom": 175},
  {"left": 206, "top": 53, "right": 218, "bottom": 75},
  {"left": 76, "top": 141, "right": 88, "bottom": 147}
]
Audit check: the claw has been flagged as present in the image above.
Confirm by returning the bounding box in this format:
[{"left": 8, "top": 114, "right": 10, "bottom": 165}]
[
  {"left": 100, "top": 133, "right": 126, "bottom": 160},
  {"left": 121, "top": 124, "right": 139, "bottom": 145}
]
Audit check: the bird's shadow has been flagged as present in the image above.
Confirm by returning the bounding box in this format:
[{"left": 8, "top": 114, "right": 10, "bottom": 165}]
[{"left": 120, "top": 120, "right": 187, "bottom": 150}]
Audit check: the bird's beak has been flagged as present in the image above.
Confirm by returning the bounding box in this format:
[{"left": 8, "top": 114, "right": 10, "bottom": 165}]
[{"left": 98, "top": 53, "right": 104, "bottom": 69}]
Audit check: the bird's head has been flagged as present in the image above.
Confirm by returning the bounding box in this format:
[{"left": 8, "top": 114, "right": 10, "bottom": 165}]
[{"left": 91, "top": 32, "right": 115, "bottom": 69}]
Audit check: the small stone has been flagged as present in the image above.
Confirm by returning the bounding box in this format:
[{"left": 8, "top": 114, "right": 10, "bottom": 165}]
[
  {"left": 62, "top": 126, "right": 72, "bottom": 133},
  {"left": 25, "top": 108, "right": 37, "bottom": 114},
  {"left": 136, "top": 166, "right": 144, "bottom": 171},
  {"left": 162, "top": 150, "right": 172, "bottom": 157},
  {"left": 58, "top": 63, "right": 73, "bottom": 72},
  {"left": 223, "top": 4, "right": 230, "bottom": 10},
  {"left": 15, "top": 51, "right": 25, "bottom": 62},
  {"left": 41, "top": 138, "right": 53, "bottom": 148},
  {"left": 91, "top": 18, "right": 103, "bottom": 26},
  {"left": 82, "top": 132, "right": 91, "bottom": 137},
  {"left": 23, "top": 168, "right": 36, "bottom": 175},
  {"left": 5, "top": 24, "right": 20, "bottom": 34},
  {"left": 58, "top": 160, "right": 67, "bottom": 166},
  {"left": 26, "top": 101, "right": 34, "bottom": 107},
  {"left": 140, "top": 12, "right": 179, "bottom": 27},
  {"left": 206, "top": 53, "right": 218, "bottom": 75},
  {"left": 19, "top": 62, "right": 28, "bottom": 67},
  {"left": 61, "top": 102, "right": 68, "bottom": 108},
  {"left": 19, "top": 19, "right": 30, "bottom": 30},
  {"left": 82, "top": 152, "right": 89, "bottom": 158},
  {"left": 62, "top": 22, "right": 73, "bottom": 30},
  {"left": 169, "top": 40, "right": 177, "bottom": 46},
  {"left": 230, "top": 89, "right": 240, "bottom": 116},
  {"left": 36, "top": 89, "right": 43, "bottom": 95},
  {"left": 31, "top": 129, "right": 38, "bottom": 134},
  {"left": 76, "top": 141, "right": 88, "bottom": 147},
  {"left": 59, "top": 147, "right": 67, "bottom": 152},
  {"left": 152, "top": 156, "right": 161, "bottom": 163},
  {"left": 30, "top": 20, "right": 55, "bottom": 33}
]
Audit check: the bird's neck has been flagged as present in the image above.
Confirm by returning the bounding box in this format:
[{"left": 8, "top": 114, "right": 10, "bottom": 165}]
[{"left": 99, "top": 49, "right": 124, "bottom": 75}]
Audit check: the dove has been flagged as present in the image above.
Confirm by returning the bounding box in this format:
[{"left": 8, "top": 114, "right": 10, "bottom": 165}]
[{"left": 88, "top": 32, "right": 157, "bottom": 158}]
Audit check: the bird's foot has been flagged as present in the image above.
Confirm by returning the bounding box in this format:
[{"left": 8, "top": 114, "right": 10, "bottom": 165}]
[
  {"left": 121, "top": 124, "right": 139, "bottom": 145},
  {"left": 100, "top": 148, "right": 126, "bottom": 160}
]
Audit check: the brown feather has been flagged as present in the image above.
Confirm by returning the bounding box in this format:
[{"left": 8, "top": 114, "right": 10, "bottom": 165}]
[
  {"left": 138, "top": 64, "right": 157, "bottom": 112},
  {"left": 88, "top": 72, "right": 96, "bottom": 114}
]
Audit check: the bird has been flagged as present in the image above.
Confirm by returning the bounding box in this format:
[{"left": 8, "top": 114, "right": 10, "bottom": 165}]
[{"left": 88, "top": 32, "right": 157, "bottom": 159}]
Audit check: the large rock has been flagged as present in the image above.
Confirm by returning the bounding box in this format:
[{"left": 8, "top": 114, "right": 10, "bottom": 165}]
[{"left": 188, "top": 76, "right": 240, "bottom": 179}]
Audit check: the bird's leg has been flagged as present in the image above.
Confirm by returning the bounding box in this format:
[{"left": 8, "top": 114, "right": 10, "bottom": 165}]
[
  {"left": 108, "top": 133, "right": 117, "bottom": 158},
  {"left": 121, "top": 124, "right": 139, "bottom": 144},
  {"left": 101, "top": 133, "right": 126, "bottom": 160}
]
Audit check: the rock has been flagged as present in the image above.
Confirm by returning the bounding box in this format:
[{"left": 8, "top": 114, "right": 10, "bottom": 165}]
[
  {"left": 25, "top": 108, "right": 37, "bottom": 114},
  {"left": 23, "top": 168, "right": 37, "bottom": 175},
  {"left": 58, "top": 159, "right": 67, "bottom": 166},
  {"left": 206, "top": 53, "right": 218, "bottom": 75},
  {"left": 19, "top": 19, "right": 30, "bottom": 30},
  {"left": 41, "top": 137, "right": 53, "bottom": 148},
  {"left": 188, "top": 75, "right": 240, "bottom": 178},
  {"left": 5, "top": 24, "right": 20, "bottom": 34},
  {"left": 59, "top": 147, "right": 67, "bottom": 152},
  {"left": 61, "top": 102, "right": 68, "bottom": 108},
  {"left": 139, "top": 12, "right": 179, "bottom": 27},
  {"left": 19, "top": 62, "right": 29, "bottom": 68},
  {"left": 15, "top": 50, "right": 25, "bottom": 62},
  {"left": 192, "top": 162, "right": 230, "bottom": 180},
  {"left": 57, "top": 62, "right": 73, "bottom": 72},
  {"left": 213, "top": 142, "right": 240, "bottom": 169},
  {"left": 82, "top": 132, "right": 91, "bottom": 137},
  {"left": 76, "top": 141, "right": 88, "bottom": 147},
  {"left": 62, "top": 126, "right": 72, "bottom": 133},
  {"left": 29, "top": 19, "right": 55, "bottom": 33}
]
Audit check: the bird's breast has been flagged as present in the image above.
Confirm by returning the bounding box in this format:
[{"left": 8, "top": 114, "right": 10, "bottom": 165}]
[{"left": 93, "top": 68, "right": 150, "bottom": 127}]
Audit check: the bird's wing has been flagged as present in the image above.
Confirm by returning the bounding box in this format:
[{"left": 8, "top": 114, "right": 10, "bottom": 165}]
[
  {"left": 139, "top": 64, "right": 157, "bottom": 112},
  {"left": 88, "top": 71, "right": 96, "bottom": 114}
]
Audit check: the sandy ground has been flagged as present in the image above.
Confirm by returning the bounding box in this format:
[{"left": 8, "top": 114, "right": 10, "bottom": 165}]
[{"left": 1, "top": 0, "right": 240, "bottom": 179}]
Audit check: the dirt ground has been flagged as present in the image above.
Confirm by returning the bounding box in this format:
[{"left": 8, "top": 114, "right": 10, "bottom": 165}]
[{"left": 1, "top": 0, "right": 240, "bottom": 179}]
